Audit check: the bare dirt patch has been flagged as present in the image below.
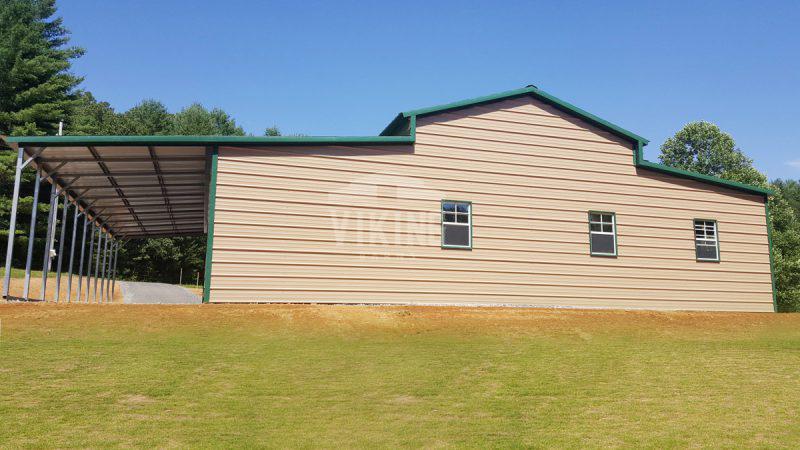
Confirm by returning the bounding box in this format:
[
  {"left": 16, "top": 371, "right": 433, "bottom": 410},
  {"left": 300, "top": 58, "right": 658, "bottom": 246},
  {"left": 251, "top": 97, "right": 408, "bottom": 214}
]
[{"left": 0, "top": 303, "right": 795, "bottom": 339}]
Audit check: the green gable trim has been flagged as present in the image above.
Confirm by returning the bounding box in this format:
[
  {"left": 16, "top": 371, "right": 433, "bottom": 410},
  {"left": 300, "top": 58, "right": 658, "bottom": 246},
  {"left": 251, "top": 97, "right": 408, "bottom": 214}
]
[
  {"left": 5, "top": 87, "right": 772, "bottom": 198},
  {"left": 382, "top": 87, "right": 770, "bottom": 198},
  {"left": 637, "top": 159, "right": 773, "bottom": 197},
  {"left": 381, "top": 86, "right": 649, "bottom": 145},
  {"left": 633, "top": 142, "right": 772, "bottom": 197},
  {"left": 4, "top": 135, "right": 414, "bottom": 147}
]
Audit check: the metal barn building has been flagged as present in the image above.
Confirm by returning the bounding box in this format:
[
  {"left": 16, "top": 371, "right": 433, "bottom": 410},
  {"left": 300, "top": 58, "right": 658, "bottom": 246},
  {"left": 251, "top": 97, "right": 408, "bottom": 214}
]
[{"left": 1, "top": 86, "right": 776, "bottom": 311}]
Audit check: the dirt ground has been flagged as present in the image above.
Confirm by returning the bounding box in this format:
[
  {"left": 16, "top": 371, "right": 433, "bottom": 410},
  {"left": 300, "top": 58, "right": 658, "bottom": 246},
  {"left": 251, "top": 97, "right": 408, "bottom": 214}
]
[
  {"left": 2, "top": 274, "right": 123, "bottom": 303},
  {"left": 0, "top": 302, "right": 795, "bottom": 336}
]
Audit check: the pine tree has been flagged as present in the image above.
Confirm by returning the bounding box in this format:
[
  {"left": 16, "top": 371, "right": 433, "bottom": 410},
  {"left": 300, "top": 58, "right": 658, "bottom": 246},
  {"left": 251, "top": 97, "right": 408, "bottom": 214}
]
[{"left": 0, "top": 0, "right": 84, "bottom": 136}]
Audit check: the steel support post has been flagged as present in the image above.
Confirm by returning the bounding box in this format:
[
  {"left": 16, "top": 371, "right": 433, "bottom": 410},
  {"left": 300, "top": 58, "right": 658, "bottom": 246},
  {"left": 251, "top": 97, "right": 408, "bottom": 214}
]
[
  {"left": 66, "top": 203, "right": 79, "bottom": 302},
  {"left": 41, "top": 185, "right": 58, "bottom": 300},
  {"left": 104, "top": 241, "right": 114, "bottom": 302},
  {"left": 100, "top": 234, "right": 109, "bottom": 303},
  {"left": 92, "top": 228, "right": 102, "bottom": 302},
  {"left": 76, "top": 213, "right": 87, "bottom": 302},
  {"left": 108, "top": 241, "right": 115, "bottom": 301},
  {"left": 2, "top": 148, "right": 24, "bottom": 299},
  {"left": 85, "top": 222, "right": 96, "bottom": 302},
  {"left": 109, "top": 241, "right": 121, "bottom": 302},
  {"left": 22, "top": 169, "right": 41, "bottom": 299},
  {"left": 55, "top": 192, "right": 68, "bottom": 302},
  {"left": 111, "top": 242, "right": 120, "bottom": 300}
]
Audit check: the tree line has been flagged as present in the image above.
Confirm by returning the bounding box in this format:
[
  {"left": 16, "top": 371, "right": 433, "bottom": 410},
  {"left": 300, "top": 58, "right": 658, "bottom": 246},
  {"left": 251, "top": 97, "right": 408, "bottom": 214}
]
[
  {"left": 1, "top": 1, "right": 798, "bottom": 309},
  {"left": 0, "top": 0, "right": 276, "bottom": 284}
]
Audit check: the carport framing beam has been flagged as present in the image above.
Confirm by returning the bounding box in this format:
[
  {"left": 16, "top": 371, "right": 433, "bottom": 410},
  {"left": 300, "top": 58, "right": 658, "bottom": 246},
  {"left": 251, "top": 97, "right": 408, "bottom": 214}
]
[
  {"left": 148, "top": 146, "right": 178, "bottom": 233},
  {"left": 87, "top": 146, "right": 145, "bottom": 235},
  {"left": 38, "top": 155, "right": 205, "bottom": 164}
]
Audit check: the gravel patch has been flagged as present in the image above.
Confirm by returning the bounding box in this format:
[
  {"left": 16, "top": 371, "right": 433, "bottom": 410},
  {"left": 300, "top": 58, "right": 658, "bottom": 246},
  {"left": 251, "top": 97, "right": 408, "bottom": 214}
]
[{"left": 120, "top": 281, "right": 201, "bottom": 304}]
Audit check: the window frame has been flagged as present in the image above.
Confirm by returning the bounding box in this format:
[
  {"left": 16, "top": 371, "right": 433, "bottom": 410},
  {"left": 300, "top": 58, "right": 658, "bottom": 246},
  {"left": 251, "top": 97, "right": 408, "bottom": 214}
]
[
  {"left": 588, "top": 211, "right": 618, "bottom": 257},
  {"left": 694, "top": 218, "right": 721, "bottom": 262},
  {"left": 441, "top": 200, "right": 472, "bottom": 250}
]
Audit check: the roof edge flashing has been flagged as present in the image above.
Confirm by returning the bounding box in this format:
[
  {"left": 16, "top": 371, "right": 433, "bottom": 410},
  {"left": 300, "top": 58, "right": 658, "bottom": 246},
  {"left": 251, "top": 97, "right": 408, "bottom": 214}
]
[
  {"left": 4, "top": 135, "right": 414, "bottom": 147},
  {"left": 637, "top": 159, "right": 773, "bottom": 197},
  {"left": 391, "top": 86, "right": 649, "bottom": 145}
]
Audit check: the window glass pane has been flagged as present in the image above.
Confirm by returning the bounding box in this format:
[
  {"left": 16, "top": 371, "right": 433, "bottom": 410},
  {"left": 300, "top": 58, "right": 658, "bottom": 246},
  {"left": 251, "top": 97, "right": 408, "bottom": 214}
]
[
  {"left": 456, "top": 214, "right": 469, "bottom": 223},
  {"left": 443, "top": 224, "right": 470, "bottom": 247},
  {"left": 443, "top": 213, "right": 456, "bottom": 223},
  {"left": 694, "top": 220, "right": 719, "bottom": 260},
  {"left": 602, "top": 224, "right": 613, "bottom": 233},
  {"left": 442, "top": 202, "right": 456, "bottom": 212},
  {"left": 590, "top": 223, "right": 602, "bottom": 232},
  {"left": 590, "top": 213, "right": 601, "bottom": 223},
  {"left": 696, "top": 244, "right": 718, "bottom": 260},
  {"left": 456, "top": 203, "right": 469, "bottom": 213},
  {"left": 591, "top": 234, "right": 615, "bottom": 254}
]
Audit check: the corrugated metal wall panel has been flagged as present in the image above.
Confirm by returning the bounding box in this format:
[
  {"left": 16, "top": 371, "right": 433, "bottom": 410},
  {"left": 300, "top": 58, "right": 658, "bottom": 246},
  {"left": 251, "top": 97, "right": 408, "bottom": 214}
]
[{"left": 210, "top": 96, "right": 773, "bottom": 311}]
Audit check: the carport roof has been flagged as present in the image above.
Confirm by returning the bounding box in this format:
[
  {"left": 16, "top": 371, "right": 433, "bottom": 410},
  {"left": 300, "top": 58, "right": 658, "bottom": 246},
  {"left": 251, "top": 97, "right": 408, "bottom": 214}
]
[{"left": 0, "top": 135, "right": 413, "bottom": 241}]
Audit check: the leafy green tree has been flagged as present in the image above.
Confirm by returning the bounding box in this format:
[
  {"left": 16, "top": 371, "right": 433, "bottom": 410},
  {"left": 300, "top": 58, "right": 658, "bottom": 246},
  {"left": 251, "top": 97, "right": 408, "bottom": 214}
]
[
  {"left": 0, "top": 0, "right": 83, "bottom": 136},
  {"left": 0, "top": 0, "right": 273, "bottom": 284},
  {"left": 173, "top": 103, "right": 245, "bottom": 136},
  {"left": 113, "top": 100, "right": 173, "bottom": 135},
  {"left": 773, "top": 179, "right": 800, "bottom": 216},
  {"left": 264, "top": 126, "right": 281, "bottom": 136},
  {"left": 660, "top": 122, "right": 800, "bottom": 311},
  {"left": 768, "top": 184, "right": 800, "bottom": 311},
  {"left": 660, "top": 121, "right": 767, "bottom": 187},
  {"left": 68, "top": 91, "right": 118, "bottom": 135}
]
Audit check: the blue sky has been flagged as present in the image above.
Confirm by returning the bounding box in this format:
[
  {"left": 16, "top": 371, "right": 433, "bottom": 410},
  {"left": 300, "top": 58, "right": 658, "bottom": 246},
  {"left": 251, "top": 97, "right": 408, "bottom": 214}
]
[{"left": 60, "top": 0, "right": 799, "bottom": 179}]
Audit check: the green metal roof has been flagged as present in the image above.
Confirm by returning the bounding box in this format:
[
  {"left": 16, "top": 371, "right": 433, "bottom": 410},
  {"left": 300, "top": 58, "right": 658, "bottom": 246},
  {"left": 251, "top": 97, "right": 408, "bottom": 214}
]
[
  {"left": 2, "top": 86, "right": 772, "bottom": 197},
  {"left": 3, "top": 135, "right": 413, "bottom": 147}
]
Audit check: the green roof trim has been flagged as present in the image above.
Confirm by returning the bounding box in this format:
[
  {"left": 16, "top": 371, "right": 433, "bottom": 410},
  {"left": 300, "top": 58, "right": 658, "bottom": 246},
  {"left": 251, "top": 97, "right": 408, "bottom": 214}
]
[
  {"left": 382, "top": 86, "right": 771, "bottom": 198},
  {"left": 632, "top": 142, "right": 772, "bottom": 197},
  {"left": 381, "top": 86, "right": 649, "bottom": 144},
  {"left": 4, "top": 86, "right": 772, "bottom": 198},
  {"left": 4, "top": 135, "right": 414, "bottom": 147}
]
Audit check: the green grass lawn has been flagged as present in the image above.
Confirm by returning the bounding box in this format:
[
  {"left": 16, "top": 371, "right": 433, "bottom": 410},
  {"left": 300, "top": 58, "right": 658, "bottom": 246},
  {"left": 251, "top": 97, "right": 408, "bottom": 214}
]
[
  {"left": 0, "top": 267, "right": 53, "bottom": 279},
  {"left": 1, "top": 304, "right": 799, "bottom": 448}
]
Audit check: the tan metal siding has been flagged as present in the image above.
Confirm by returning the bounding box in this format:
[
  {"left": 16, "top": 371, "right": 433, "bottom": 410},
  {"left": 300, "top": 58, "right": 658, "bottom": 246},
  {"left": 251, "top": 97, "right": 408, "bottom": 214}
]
[{"left": 211, "top": 96, "right": 773, "bottom": 311}]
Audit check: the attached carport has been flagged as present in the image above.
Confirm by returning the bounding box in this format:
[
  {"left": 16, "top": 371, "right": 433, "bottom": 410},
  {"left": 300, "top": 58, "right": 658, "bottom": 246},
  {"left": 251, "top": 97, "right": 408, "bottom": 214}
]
[
  {"left": 1, "top": 136, "right": 212, "bottom": 303},
  {"left": 1, "top": 134, "right": 415, "bottom": 303}
]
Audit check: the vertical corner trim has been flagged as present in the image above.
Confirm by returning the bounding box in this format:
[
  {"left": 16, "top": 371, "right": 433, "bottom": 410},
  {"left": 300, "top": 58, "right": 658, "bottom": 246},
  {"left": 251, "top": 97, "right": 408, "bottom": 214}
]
[
  {"left": 765, "top": 201, "right": 778, "bottom": 312},
  {"left": 202, "top": 146, "right": 219, "bottom": 304}
]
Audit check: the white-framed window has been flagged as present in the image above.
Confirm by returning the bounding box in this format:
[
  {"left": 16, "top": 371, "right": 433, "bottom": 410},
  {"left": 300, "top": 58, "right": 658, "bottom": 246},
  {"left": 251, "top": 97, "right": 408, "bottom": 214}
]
[
  {"left": 442, "top": 201, "right": 471, "bottom": 249},
  {"left": 589, "top": 212, "right": 617, "bottom": 256},
  {"left": 694, "top": 219, "right": 720, "bottom": 261}
]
